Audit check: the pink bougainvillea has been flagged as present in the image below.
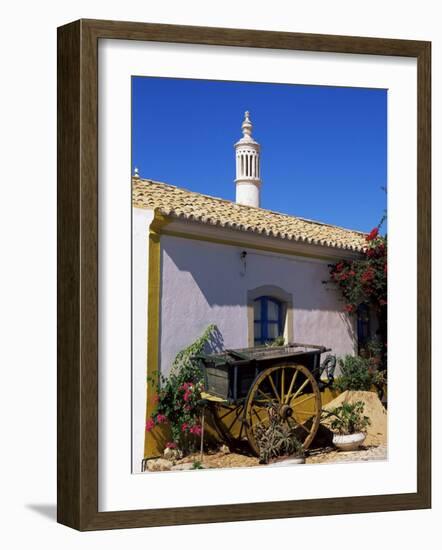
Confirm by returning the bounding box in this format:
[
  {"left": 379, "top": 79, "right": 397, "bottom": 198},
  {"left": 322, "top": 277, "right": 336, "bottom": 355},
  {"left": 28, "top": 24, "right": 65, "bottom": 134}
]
[
  {"left": 145, "top": 325, "right": 218, "bottom": 455},
  {"left": 326, "top": 225, "right": 387, "bottom": 367},
  {"left": 189, "top": 424, "right": 202, "bottom": 436},
  {"left": 328, "top": 228, "right": 387, "bottom": 313},
  {"left": 145, "top": 418, "right": 155, "bottom": 432}
]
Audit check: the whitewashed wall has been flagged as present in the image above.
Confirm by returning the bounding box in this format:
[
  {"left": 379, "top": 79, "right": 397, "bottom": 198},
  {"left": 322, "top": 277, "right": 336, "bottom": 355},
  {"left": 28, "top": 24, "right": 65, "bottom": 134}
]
[
  {"left": 132, "top": 207, "right": 154, "bottom": 472},
  {"left": 159, "top": 234, "right": 357, "bottom": 376}
]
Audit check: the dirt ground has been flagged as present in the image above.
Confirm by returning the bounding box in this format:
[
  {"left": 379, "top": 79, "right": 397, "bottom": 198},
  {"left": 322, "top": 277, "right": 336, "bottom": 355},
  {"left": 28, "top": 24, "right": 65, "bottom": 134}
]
[
  {"left": 146, "top": 391, "right": 388, "bottom": 471},
  {"left": 175, "top": 448, "right": 259, "bottom": 469},
  {"left": 306, "top": 445, "right": 387, "bottom": 464},
  {"left": 174, "top": 444, "right": 387, "bottom": 469}
]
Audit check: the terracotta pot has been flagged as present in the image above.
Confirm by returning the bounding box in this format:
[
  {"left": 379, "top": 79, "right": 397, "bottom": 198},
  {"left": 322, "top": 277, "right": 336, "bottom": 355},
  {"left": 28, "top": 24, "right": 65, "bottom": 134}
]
[{"left": 332, "top": 432, "right": 366, "bottom": 451}]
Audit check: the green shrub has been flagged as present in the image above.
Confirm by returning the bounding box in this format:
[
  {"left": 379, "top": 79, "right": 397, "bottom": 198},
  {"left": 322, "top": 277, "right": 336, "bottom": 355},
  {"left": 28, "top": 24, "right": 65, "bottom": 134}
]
[
  {"left": 334, "top": 355, "right": 373, "bottom": 392},
  {"left": 362, "top": 338, "right": 383, "bottom": 362}
]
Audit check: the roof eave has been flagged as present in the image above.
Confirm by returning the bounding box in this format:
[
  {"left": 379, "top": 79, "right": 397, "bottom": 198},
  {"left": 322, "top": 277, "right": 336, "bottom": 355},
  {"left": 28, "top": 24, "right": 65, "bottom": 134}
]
[{"left": 158, "top": 214, "right": 365, "bottom": 261}]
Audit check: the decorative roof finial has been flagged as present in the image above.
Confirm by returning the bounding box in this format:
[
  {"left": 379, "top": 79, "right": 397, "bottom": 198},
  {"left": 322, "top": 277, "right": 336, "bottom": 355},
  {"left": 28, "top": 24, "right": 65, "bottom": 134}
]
[
  {"left": 234, "top": 111, "right": 261, "bottom": 208},
  {"left": 241, "top": 110, "right": 253, "bottom": 137},
  {"left": 133, "top": 166, "right": 140, "bottom": 178}
]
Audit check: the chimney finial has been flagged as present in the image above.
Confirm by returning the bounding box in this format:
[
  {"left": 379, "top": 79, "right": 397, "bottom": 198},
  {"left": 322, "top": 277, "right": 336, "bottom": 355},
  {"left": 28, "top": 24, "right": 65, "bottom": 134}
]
[
  {"left": 242, "top": 110, "right": 253, "bottom": 137},
  {"left": 234, "top": 111, "right": 261, "bottom": 208}
]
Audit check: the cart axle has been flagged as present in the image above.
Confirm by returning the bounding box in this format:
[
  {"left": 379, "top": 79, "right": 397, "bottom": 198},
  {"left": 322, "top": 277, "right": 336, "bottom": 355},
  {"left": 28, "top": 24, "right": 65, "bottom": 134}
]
[{"left": 279, "top": 404, "right": 293, "bottom": 419}]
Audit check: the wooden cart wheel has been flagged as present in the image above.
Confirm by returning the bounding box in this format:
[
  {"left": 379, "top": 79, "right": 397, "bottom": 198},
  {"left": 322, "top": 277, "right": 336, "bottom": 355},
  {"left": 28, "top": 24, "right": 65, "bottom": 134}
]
[
  {"left": 244, "top": 364, "right": 321, "bottom": 456},
  {"left": 210, "top": 401, "right": 246, "bottom": 446}
]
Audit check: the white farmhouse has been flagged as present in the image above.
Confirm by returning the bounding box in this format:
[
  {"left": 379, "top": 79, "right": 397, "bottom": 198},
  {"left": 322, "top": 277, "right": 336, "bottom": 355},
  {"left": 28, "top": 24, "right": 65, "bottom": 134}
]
[{"left": 132, "top": 112, "right": 368, "bottom": 467}]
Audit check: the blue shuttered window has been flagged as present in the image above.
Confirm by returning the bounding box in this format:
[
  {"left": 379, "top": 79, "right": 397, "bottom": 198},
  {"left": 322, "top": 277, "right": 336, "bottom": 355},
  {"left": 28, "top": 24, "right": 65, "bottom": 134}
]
[{"left": 253, "top": 296, "right": 283, "bottom": 345}]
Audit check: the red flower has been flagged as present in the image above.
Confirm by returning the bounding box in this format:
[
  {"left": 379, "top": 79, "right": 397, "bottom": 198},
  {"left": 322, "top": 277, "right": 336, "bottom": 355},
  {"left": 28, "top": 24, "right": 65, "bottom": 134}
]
[
  {"left": 366, "top": 227, "right": 379, "bottom": 242},
  {"left": 145, "top": 418, "right": 155, "bottom": 432},
  {"left": 190, "top": 424, "right": 202, "bottom": 436},
  {"left": 361, "top": 268, "right": 375, "bottom": 283},
  {"left": 181, "top": 422, "right": 188, "bottom": 433},
  {"left": 156, "top": 414, "right": 167, "bottom": 424},
  {"left": 344, "top": 304, "right": 355, "bottom": 313},
  {"left": 165, "top": 442, "right": 177, "bottom": 449},
  {"left": 335, "top": 262, "right": 344, "bottom": 272}
]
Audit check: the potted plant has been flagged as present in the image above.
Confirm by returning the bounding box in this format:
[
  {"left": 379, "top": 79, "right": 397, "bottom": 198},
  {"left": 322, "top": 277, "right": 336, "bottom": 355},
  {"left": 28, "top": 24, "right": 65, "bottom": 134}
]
[
  {"left": 323, "top": 401, "right": 371, "bottom": 451},
  {"left": 255, "top": 405, "right": 305, "bottom": 466}
]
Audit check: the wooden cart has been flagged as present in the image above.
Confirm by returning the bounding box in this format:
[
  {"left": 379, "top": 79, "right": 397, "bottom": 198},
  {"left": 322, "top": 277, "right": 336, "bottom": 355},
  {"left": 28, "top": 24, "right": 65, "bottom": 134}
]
[{"left": 197, "top": 343, "right": 334, "bottom": 456}]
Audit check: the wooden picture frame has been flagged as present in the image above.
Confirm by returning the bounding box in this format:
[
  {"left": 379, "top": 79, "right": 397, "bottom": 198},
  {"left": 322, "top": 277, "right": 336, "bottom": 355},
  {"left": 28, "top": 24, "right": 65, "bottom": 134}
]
[{"left": 57, "top": 19, "right": 431, "bottom": 531}]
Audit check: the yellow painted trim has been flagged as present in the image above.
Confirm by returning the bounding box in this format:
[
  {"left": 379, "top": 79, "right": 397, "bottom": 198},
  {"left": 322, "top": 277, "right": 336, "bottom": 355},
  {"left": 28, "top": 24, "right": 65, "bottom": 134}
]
[
  {"left": 144, "top": 211, "right": 171, "bottom": 459},
  {"left": 161, "top": 227, "right": 348, "bottom": 263}
]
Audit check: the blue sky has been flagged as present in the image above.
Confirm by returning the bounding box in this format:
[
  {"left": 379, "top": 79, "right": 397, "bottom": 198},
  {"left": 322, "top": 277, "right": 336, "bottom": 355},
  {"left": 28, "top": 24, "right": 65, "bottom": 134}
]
[{"left": 132, "top": 77, "right": 387, "bottom": 233}]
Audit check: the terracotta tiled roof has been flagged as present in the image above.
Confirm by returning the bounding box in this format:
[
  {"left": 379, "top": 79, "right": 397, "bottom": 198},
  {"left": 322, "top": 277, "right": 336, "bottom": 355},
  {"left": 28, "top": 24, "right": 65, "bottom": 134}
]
[{"left": 132, "top": 177, "right": 367, "bottom": 252}]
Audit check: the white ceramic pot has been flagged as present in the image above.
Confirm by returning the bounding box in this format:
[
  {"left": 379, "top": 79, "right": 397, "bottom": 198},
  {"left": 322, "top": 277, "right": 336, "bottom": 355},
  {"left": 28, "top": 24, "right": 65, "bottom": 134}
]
[
  {"left": 333, "top": 432, "right": 366, "bottom": 451},
  {"left": 266, "top": 456, "right": 305, "bottom": 467}
]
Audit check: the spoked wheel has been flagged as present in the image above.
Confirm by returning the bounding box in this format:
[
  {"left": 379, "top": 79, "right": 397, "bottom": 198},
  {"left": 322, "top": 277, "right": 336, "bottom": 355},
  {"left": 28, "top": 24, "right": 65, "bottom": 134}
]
[
  {"left": 244, "top": 364, "right": 321, "bottom": 456},
  {"left": 210, "top": 401, "right": 247, "bottom": 447}
]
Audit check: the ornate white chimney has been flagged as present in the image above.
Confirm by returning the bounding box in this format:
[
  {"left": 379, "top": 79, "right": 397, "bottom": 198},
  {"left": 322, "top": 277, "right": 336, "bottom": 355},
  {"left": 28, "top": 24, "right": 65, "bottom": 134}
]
[{"left": 234, "top": 111, "right": 261, "bottom": 207}]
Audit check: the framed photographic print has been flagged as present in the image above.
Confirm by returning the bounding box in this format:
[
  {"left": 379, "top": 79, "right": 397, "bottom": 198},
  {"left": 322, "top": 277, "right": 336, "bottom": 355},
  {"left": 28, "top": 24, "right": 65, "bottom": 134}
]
[{"left": 57, "top": 19, "right": 431, "bottom": 530}]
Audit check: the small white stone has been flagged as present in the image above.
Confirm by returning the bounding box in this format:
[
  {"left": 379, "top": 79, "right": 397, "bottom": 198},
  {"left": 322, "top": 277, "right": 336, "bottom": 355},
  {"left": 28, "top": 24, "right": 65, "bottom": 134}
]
[
  {"left": 171, "top": 462, "right": 206, "bottom": 471},
  {"left": 266, "top": 457, "right": 305, "bottom": 467},
  {"left": 163, "top": 447, "right": 182, "bottom": 462},
  {"left": 146, "top": 458, "right": 173, "bottom": 472}
]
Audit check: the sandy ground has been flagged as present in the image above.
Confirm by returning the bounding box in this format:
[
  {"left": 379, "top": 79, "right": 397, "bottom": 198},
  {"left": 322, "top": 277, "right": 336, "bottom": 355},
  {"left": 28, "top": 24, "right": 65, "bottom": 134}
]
[
  {"left": 175, "top": 449, "right": 259, "bottom": 469},
  {"left": 173, "top": 444, "right": 387, "bottom": 469},
  {"left": 145, "top": 391, "right": 388, "bottom": 471},
  {"left": 306, "top": 445, "right": 387, "bottom": 464}
]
